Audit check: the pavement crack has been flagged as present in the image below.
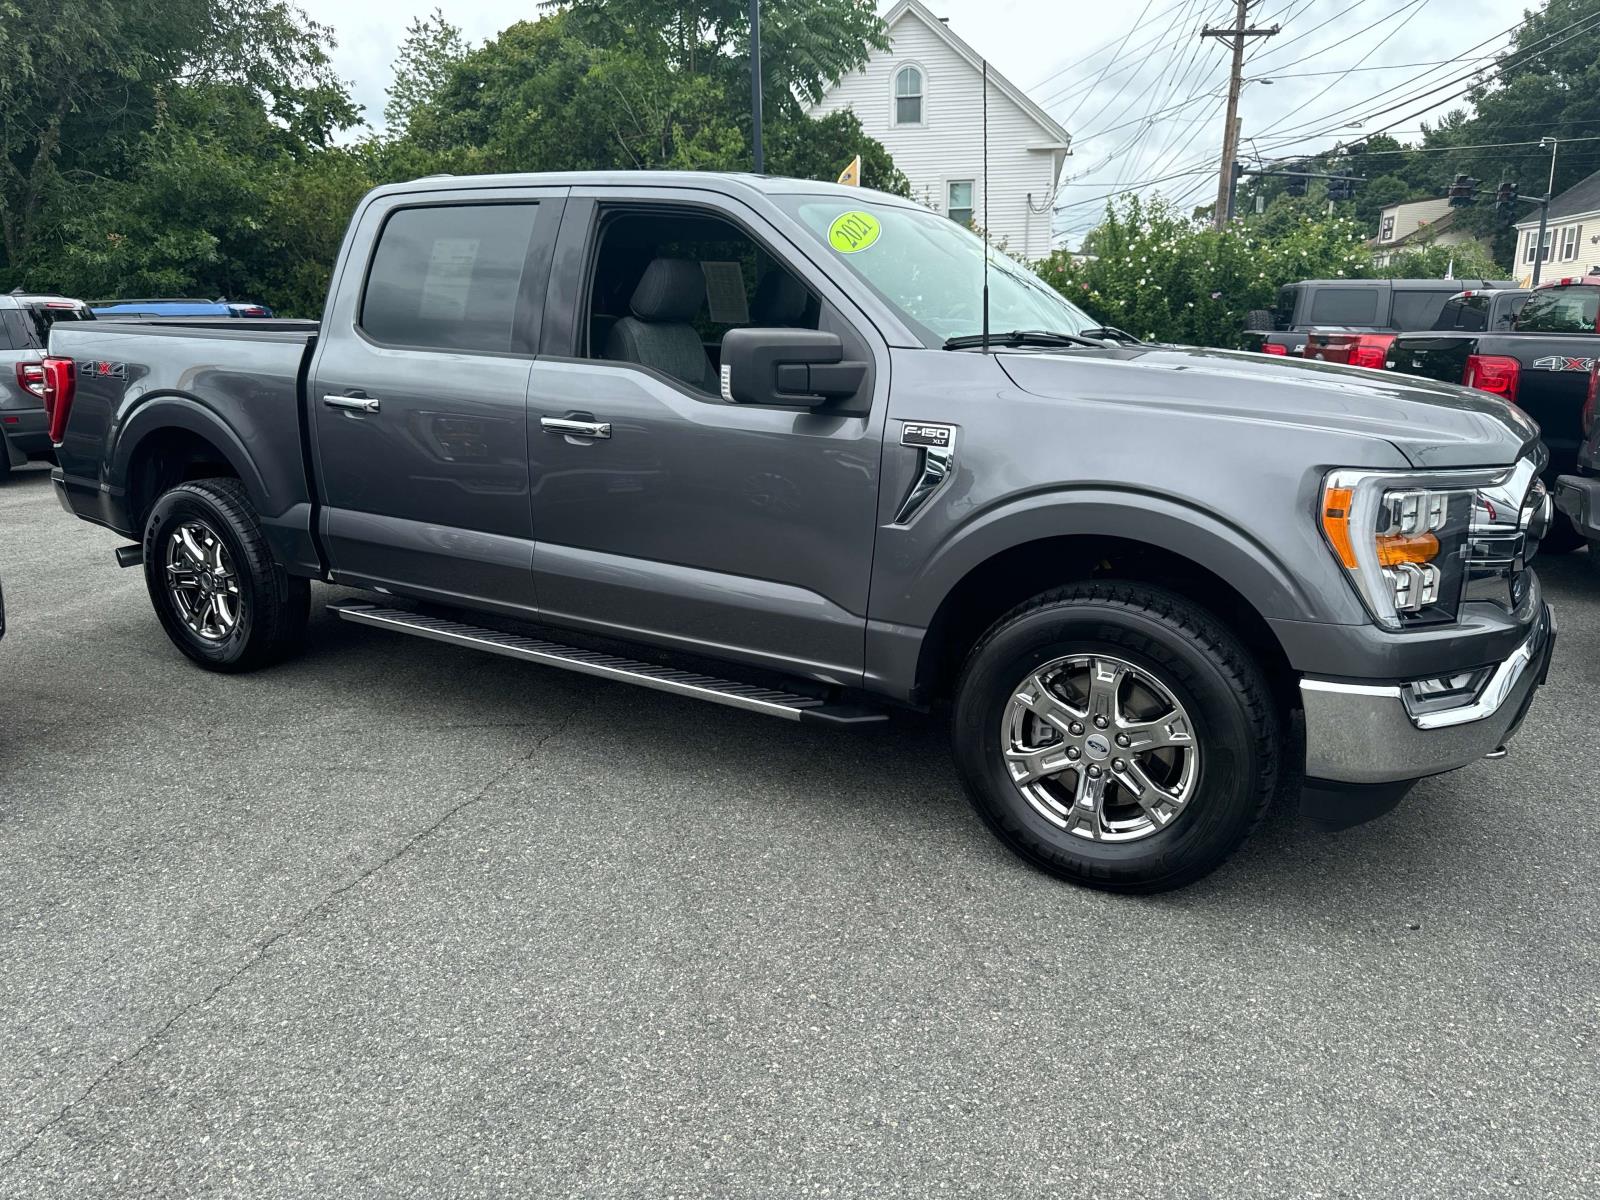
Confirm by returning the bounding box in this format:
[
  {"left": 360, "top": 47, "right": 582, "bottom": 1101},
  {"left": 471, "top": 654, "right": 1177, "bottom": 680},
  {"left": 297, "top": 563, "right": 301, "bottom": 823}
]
[{"left": 0, "top": 703, "right": 585, "bottom": 1175}]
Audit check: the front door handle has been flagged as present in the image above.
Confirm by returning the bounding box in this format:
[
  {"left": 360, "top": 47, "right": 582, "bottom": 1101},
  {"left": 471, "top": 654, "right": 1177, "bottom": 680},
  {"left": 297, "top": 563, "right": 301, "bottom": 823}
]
[
  {"left": 322, "top": 394, "right": 381, "bottom": 414},
  {"left": 540, "top": 416, "right": 611, "bottom": 440}
]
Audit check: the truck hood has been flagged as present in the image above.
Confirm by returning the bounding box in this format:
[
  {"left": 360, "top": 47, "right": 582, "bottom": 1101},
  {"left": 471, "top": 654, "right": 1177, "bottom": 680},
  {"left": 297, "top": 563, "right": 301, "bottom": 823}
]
[{"left": 998, "top": 344, "right": 1538, "bottom": 469}]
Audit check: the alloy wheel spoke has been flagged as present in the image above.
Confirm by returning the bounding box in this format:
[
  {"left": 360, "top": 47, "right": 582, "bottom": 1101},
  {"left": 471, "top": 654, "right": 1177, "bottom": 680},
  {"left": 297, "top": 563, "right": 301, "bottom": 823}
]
[
  {"left": 1116, "top": 711, "right": 1194, "bottom": 754},
  {"left": 1112, "top": 757, "right": 1182, "bottom": 818},
  {"left": 1014, "top": 672, "right": 1081, "bottom": 735},
  {"left": 1069, "top": 768, "right": 1108, "bottom": 839},
  {"left": 178, "top": 528, "right": 208, "bottom": 571},
  {"left": 1005, "top": 743, "right": 1072, "bottom": 784},
  {"left": 1085, "top": 658, "right": 1126, "bottom": 729}
]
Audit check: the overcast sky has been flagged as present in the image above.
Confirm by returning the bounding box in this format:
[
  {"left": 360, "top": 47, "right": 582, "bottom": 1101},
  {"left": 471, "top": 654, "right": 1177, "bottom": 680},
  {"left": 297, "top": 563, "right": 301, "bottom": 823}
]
[{"left": 299, "top": 0, "right": 1521, "bottom": 246}]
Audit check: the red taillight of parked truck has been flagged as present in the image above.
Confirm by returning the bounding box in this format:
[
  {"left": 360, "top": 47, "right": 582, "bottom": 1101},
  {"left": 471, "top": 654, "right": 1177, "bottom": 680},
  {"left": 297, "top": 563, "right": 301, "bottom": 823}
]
[
  {"left": 40, "top": 356, "right": 77, "bottom": 444},
  {"left": 1305, "top": 332, "right": 1394, "bottom": 370},
  {"left": 1262, "top": 342, "right": 1288, "bottom": 356},
  {"left": 1462, "top": 354, "right": 1521, "bottom": 403},
  {"left": 1584, "top": 362, "right": 1598, "bottom": 435},
  {"left": 15, "top": 361, "right": 46, "bottom": 398}
]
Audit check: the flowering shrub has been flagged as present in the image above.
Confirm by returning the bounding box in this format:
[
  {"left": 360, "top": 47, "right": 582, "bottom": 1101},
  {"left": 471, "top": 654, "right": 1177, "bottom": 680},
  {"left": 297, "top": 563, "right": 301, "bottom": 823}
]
[{"left": 1034, "top": 197, "right": 1502, "bottom": 347}]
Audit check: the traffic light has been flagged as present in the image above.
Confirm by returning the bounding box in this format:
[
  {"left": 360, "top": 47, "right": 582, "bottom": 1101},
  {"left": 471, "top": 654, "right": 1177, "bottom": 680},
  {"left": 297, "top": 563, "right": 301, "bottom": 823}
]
[
  {"left": 1327, "top": 177, "right": 1355, "bottom": 202},
  {"left": 1447, "top": 174, "right": 1479, "bottom": 207},
  {"left": 1495, "top": 181, "right": 1518, "bottom": 221},
  {"left": 1285, "top": 172, "right": 1307, "bottom": 198}
]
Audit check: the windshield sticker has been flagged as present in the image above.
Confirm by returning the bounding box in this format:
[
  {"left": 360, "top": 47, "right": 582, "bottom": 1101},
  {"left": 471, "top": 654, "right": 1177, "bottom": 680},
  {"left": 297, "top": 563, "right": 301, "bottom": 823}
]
[{"left": 828, "top": 211, "right": 881, "bottom": 254}]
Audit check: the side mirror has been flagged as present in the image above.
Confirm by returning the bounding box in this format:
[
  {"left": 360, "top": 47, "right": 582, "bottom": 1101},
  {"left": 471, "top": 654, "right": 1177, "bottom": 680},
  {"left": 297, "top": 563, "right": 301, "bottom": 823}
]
[{"left": 720, "top": 328, "right": 867, "bottom": 408}]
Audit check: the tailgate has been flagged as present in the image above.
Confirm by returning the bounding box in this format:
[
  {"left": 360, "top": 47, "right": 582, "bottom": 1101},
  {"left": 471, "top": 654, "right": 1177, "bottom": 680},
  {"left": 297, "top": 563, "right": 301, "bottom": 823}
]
[{"left": 1385, "top": 333, "right": 1476, "bottom": 385}]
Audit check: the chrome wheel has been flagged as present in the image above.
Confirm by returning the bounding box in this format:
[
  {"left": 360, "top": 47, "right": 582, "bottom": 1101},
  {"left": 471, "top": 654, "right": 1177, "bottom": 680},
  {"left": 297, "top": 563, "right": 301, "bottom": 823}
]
[
  {"left": 164, "top": 520, "right": 241, "bottom": 642},
  {"left": 1001, "top": 653, "right": 1200, "bottom": 843}
]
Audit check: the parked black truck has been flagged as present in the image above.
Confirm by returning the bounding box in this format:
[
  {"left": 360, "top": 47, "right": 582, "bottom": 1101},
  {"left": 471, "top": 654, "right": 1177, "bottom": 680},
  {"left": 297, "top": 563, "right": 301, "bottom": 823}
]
[
  {"left": 1242, "top": 277, "right": 1512, "bottom": 357},
  {"left": 1385, "top": 276, "right": 1600, "bottom": 549},
  {"left": 45, "top": 172, "right": 1556, "bottom": 892}
]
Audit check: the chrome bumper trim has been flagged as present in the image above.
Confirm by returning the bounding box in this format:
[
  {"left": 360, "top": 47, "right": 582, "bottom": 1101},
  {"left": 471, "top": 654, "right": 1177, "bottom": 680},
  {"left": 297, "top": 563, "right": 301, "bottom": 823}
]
[{"left": 1300, "top": 603, "right": 1554, "bottom": 785}]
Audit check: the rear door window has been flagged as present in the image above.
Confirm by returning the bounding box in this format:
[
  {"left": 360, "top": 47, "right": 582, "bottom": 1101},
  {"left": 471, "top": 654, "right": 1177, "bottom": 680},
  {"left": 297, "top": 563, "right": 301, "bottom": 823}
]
[
  {"left": 1307, "top": 287, "right": 1380, "bottom": 326},
  {"left": 1514, "top": 286, "right": 1600, "bottom": 333},
  {"left": 1389, "top": 289, "right": 1453, "bottom": 331},
  {"left": 21, "top": 301, "right": 91, "bottom": 347},
  {"left": 361, "top": 203, "right": 542, "bottom": 353},
  {"left": 1434, "top": 295, "right": 1487, "bottom": 332}
]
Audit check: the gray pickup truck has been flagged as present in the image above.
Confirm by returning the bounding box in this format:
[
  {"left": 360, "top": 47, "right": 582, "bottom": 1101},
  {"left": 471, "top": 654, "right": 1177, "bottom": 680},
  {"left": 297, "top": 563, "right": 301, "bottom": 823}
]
[{"left": 47, "top": 172, "right": 1556, "bottom": 892}]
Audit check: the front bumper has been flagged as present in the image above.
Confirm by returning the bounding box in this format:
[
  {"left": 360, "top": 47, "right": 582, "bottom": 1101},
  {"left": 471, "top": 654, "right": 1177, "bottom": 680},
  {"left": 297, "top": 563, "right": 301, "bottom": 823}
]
[
  {"left": 1555, "top": 473, "right": 1600, "bottom": 541},
  {"left": 1300, "top": 599, "right": 1555, "bottom": 790}
]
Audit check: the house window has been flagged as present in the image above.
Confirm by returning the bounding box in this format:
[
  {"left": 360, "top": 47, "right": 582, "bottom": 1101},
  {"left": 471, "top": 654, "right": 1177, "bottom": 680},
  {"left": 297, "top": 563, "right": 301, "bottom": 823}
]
[
  {"left": 947, "top": 180, "right": 974, "bottom": 227},
  {"left": 1562, "top": 224, "right": 1582, "bottom": 260},
  {"left": 1380, "top": 215, "right": 1394, "bottom": 241},
  {"left": 894, "top": 65, "right": 923, "bottom": 126},
  {"left": 1525, "top": 228, "right": 1553, "bottom": 264}
]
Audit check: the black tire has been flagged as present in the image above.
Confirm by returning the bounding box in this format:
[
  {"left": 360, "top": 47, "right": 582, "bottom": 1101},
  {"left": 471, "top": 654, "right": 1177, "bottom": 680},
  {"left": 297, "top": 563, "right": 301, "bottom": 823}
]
[
  {"left": 142, "top": 478, "right": 309, "bottom": 672},
  {"left": 1585, "top": 538, "right": 1600, "bottom": 578},
  {"left": 1244, "top": 309, "right": 1276, "bottom": 333},
  {"left": 0, "top": 438, "right": 13, "bottom": 483},
  {"left": 952, "top": 581, "right": 1282, "bottom": 893}
]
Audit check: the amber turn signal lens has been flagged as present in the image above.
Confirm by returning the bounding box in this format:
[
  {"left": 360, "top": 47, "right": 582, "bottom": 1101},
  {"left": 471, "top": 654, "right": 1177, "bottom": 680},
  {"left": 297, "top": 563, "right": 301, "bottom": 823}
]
[
  {"left": 1375, "top": 531, "right": 1440, "bottom": 566},
  {"left": 1321, "top": 486, "right": 1358, "bottom": 569}
]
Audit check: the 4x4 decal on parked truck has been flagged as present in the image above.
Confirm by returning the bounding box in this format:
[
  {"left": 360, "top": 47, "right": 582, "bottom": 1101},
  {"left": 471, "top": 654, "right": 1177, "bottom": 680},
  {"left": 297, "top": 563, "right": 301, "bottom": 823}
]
[{"left": 1530, "top": 355, "right": 1595, "bottom": 372}]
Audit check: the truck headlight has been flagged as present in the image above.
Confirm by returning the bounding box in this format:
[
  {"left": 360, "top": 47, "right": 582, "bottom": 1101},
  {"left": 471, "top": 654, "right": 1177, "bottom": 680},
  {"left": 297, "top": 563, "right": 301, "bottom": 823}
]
[{"left": 1319, "top": 470, "right": 1477, "bottom": 630}]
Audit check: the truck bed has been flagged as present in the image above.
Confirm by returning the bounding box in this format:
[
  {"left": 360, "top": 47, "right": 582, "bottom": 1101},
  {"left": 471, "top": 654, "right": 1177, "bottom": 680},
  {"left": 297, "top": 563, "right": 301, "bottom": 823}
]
[{"left": 48, "top": 319, "right": 321, "bottom": 575}]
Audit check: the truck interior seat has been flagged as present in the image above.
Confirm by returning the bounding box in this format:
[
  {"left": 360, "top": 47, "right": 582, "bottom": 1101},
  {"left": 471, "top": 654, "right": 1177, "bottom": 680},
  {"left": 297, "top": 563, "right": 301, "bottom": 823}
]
[
  {"left": 604, "top": 257, "right": 718, "bottom": 394},
  {"left": 750, "top": 270, "right": 815, "bottom": 328}
]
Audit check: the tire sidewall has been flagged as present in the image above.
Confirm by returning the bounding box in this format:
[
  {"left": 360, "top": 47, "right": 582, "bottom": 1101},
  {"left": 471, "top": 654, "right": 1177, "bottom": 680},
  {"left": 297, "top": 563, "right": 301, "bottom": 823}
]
[
  {"left": 143, "top": 488, "right": 259, "bottom": 668},
  {"left": 954, "top": 596, "right": 1262, "bottom": 887}
]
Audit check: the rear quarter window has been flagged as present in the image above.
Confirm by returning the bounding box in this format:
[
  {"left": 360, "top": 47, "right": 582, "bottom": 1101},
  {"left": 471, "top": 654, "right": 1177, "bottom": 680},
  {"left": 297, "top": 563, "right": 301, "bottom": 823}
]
[
  {"left": 1307, "top": 287, "right": 1380, "bottom": 326},
  {"left": 1515, "top": 286, "right": 1600, "bottom": 333},
  {"left": 1389, "top": 289, "right": 1454, "bottom": 331},
  {"left": 21, "top": 302, "right": 91, "bottom": 347},
  {"left": 1433, "top": 296, "right": 1487, "bottom": 332},
  {"left": 360, "top": 203, "right": 542, "bottom": 353}
]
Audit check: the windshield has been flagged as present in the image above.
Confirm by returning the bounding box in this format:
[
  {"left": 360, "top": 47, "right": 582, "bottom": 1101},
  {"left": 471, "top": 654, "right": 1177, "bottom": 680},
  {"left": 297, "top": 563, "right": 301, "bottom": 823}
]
[{"left": 774, "top": 195, "right": 1095, "bottom": 345}]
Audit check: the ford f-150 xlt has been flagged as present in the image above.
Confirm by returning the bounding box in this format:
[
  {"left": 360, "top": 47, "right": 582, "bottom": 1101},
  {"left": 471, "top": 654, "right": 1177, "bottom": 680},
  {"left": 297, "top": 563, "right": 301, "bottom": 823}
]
[
  {"left": 45, "top": 172, "right": 1556, "bottom": 892},
  {"left": 1385, "top": 276, "right": 1600, "bottom": 550}
]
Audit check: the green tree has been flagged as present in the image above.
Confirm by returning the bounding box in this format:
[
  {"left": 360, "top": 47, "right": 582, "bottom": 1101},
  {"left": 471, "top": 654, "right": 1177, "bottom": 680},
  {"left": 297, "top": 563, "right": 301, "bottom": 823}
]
[
  {"left": 0, "top": 0, "right": 354, "bottom": 282},
  {"left": 384, "top": 9, "right": 469, "bottom": 135},
  {"left": 402, "top": 2, "right": 907, "bottom": 191}
]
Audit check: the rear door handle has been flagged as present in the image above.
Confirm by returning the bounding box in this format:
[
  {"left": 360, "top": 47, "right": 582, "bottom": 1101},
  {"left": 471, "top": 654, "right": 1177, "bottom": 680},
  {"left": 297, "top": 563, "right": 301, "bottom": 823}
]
[
  {"left": 322, "top": 394, "right": 381, "bottom": 413},
  {"left": 540, "top": 416, "right": 611, "bottom": 440}
]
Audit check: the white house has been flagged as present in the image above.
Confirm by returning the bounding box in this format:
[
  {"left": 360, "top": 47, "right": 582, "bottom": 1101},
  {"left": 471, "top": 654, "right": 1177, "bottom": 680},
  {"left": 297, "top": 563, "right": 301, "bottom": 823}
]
[
  {"left": 1512, "top": 167, "right": 1600, "bottom": 285},
  {"left": 808, "top": 0, "right": 1071, "bottom": 262},
  {"left": 1369, "top": 198, "right": 1488, "bottom": 268}
]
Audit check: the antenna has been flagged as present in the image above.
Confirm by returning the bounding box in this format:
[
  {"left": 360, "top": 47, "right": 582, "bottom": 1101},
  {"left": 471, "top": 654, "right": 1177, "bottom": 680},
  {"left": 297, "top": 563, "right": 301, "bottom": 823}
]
[{"left": 982, "top": 58, "right": 990, "bottom": 355}]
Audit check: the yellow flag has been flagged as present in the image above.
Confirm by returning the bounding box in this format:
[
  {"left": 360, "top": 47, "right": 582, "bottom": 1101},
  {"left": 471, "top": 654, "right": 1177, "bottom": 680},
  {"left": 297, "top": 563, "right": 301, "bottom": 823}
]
[{"left": 837, "top": 155, "right": 862, "bottom": 187}]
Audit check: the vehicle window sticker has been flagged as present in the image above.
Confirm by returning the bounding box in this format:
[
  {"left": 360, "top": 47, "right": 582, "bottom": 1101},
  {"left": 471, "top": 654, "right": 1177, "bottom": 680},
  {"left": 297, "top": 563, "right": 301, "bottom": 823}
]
[
  {"left": 701, "top": 261, "right": 750, "bottom": 324},
  {"left": 828, "top": 211, "right": 882, "bottom": 254}
]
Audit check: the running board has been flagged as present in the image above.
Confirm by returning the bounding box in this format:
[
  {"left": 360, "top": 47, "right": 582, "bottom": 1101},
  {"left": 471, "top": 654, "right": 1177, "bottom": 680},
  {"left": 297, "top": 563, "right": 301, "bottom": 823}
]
[{"left": 328, "top": 602, "right": 888, "bottom": 726}]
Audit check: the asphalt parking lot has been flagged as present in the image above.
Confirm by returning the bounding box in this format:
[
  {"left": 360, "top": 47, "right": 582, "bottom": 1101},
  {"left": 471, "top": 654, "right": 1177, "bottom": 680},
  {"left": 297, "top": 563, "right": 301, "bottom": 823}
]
[{"left": 1, "top": 460, "right": 1597, "bottom": 1198}]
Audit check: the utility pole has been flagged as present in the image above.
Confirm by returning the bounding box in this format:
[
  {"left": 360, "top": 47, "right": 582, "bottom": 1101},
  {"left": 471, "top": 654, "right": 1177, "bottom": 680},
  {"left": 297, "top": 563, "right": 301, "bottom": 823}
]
[
  {"left": 750, "top": 0, "right": 764, "bottom": 173},
  {"left": 1202, "top": 1, "right": 1278, "bottom": 230}
]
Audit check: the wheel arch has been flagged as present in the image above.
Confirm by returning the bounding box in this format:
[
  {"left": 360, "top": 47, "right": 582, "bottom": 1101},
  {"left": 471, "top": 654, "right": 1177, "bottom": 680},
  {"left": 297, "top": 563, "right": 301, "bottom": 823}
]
[
  {"left": 114, "top": 397, "right": 268, "bottom": 531},
  {"left": 906, "top": 508, "right": 1308, "bottom": 712}
]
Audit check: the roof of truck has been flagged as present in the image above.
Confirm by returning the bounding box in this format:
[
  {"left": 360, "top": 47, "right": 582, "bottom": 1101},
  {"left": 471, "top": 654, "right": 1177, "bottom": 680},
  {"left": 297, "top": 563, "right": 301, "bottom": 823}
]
[{"left": 371, "top": 171, "right": 922, "bottom": 207}]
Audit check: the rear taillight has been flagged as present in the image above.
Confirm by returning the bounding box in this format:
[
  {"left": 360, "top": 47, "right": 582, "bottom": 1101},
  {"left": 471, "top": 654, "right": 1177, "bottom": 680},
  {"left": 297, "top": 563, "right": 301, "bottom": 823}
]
[
  {"left": 1262, "top": 342, "right": 1288, "bottom": 355},
  {"left": 40, "top": 356, "right": 76, "bottom": 444},
  {"left": 237, "top": 305, "right": 267, "bottom": 317},
  {"left": 1349, "top": 339, "right": 1391, "bottom": 370},
  {"left": 15, "top": 361, "right": 45, "bottom": 398},
  {"left": 1463, "top": 354, "right": 1521, "bottom": 402},
  {"left": 1583, "top": 363, "right": 1598, "bottom": 436}
]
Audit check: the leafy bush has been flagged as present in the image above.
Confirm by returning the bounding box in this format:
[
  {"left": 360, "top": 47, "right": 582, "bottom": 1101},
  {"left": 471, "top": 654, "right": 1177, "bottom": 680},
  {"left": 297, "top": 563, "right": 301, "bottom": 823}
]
[{"left": 1036, "top": 196, "right": 1503, "bottom": 347}]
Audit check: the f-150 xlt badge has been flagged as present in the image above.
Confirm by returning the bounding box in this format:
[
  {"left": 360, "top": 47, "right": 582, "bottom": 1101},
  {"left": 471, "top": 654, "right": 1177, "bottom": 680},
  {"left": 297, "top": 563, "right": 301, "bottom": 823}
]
[
  {"left": 901, "top": 422, "right": 954, "bottom": 449},
  {"left": 1530, "top": 355, "right": 1594, "bottom": 372},
  {"left": 894, "top": 423, "right": 957, "bottom": 526}
]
